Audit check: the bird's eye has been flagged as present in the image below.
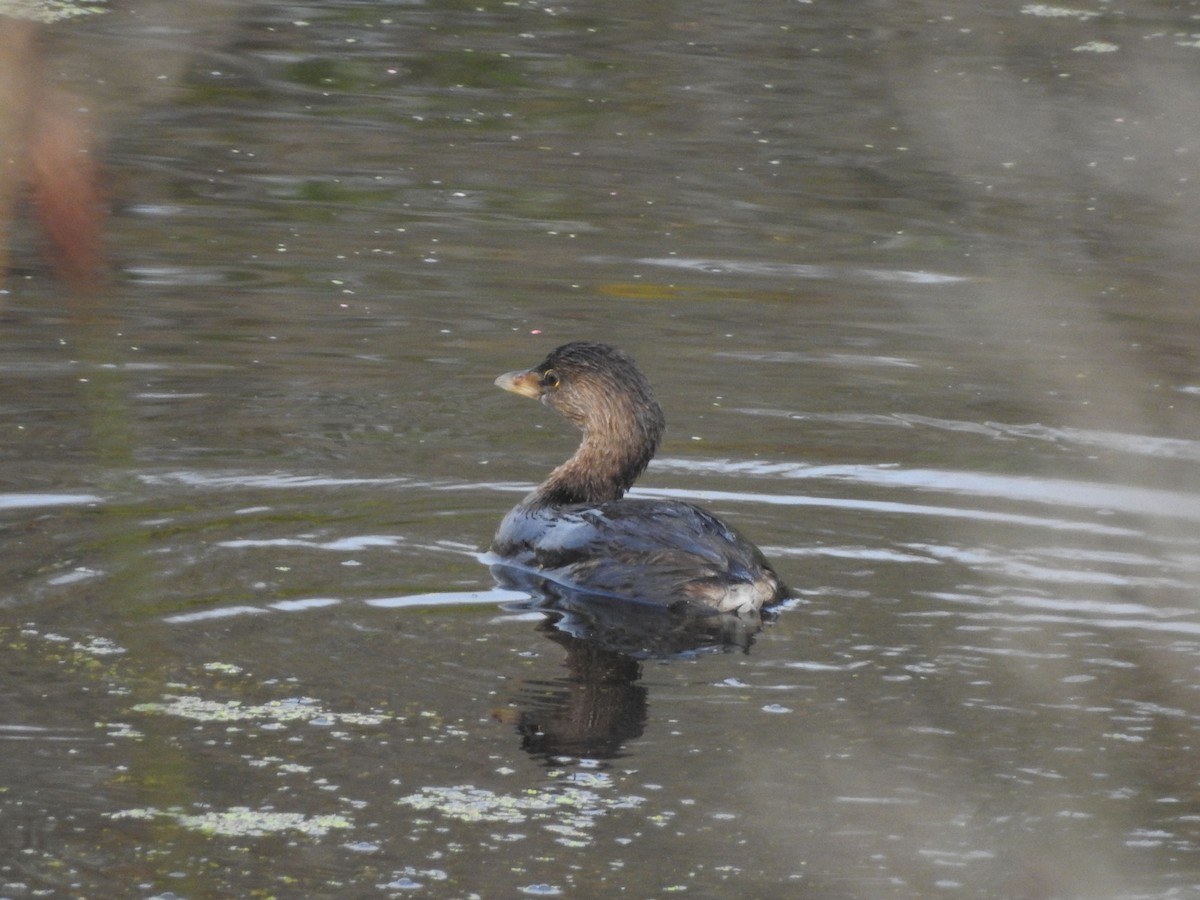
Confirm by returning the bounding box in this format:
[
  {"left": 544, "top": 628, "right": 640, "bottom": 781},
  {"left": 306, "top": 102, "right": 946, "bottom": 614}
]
[{"left": 542, "top": 370, "right": 560, "bottom": 389}]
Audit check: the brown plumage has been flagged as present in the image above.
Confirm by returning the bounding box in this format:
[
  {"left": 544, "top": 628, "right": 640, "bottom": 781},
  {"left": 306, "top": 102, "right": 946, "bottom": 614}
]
[{"left": 490, "top": 342, "right": 785, "bottom": 614}]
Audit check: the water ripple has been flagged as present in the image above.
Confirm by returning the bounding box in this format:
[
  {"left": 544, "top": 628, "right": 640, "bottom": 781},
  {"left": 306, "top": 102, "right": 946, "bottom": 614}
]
[
  {"left": 0, "top": 493, "right": 102, "bottom": 510},
  {"left": 632, "top": 485, "right": 1137, "bottom": 536},
  {"left": 163, "top": 589, "right": 526, "bottom": 624},
  {"left": 652, "top": 458, "right": 1200, "bottom": 522},
  {"left": 604, "top": 255, "right": 968, "bottom": 285}
]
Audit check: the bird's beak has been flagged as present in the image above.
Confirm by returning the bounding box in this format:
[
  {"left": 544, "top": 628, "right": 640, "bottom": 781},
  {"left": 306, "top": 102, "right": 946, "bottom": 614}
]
[{"left": 494, "top": 368, "right": 542, "bottom": 400}]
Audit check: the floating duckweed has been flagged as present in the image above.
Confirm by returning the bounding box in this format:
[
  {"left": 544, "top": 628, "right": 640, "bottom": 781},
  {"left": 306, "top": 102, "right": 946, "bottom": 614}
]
[
  {"left": 395, "top": 783, "right": 645, "bottom": 843},
  {"left": 381, "top": 878, "right": 422, "bottom": 891},
  {"left": 182, "top": 808, "right": 353, "bottom": 837},
  {"left": 404, "top": 868, "right": 446, "bottom": 883},
  {"left": 17, "top": 628, "right": 126, "bottom": 662},
  {"left": 544, "top": 830, "right": 590, "bottom": 849},
  {"left": 398, "top": 786, "right": 542, "bottom": 824},
  {"left": 203, "top": 662, "right": 245, "bottom": 675},
  {"left": 379, "top": 868, "right": 447, "bottom": 889},
  {"left": 491, "top": 832, "right": 527, "bottom": 843},
  {"left": 72, "top": 636, "right": 127, "bottom": 656},
  {"left": 102, "top": 722, "right": 143, "bottom": 739},
  {"left": 110, "top": 807, "right": 157, "bottom": 821},
  {"left": 1019, "top": 3, "right": 1100, "bottom": 18},
  {"left": 568, "top": 771, "right": 612, "bottom": 789},
  {"left": 109, "top": 805, "right": 352, "bottom": 837},
  {"left": 132, "top": 694, "right": 389, "bottom": 727}
]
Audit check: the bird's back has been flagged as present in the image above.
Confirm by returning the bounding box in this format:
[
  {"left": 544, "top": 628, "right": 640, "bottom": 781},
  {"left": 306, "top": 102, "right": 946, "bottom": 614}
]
[{"left": 492, "top": 497, "right": 784, "bottom": 613}]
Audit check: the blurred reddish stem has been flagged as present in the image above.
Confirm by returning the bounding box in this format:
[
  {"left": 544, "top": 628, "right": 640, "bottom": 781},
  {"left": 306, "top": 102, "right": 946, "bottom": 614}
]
[{"left": 0, "top": 17, "right": 106, "bottom": 291}]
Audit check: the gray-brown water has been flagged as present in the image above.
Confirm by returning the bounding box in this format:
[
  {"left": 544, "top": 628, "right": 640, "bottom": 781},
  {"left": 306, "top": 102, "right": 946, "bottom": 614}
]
[{"left": 3, "top": 1, "right": 1200, "bottom": 897}]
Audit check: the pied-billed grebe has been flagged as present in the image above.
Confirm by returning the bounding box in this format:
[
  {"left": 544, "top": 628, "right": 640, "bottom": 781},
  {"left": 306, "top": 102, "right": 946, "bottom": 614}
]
[{"left": 490, "top": 341, "right": 785, "bottom": 614}]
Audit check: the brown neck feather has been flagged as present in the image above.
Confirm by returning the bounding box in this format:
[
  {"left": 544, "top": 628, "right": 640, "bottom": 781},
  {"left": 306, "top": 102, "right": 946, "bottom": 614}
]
[{"left": 529, "top": 399, "right": 662, "bottom": 507}]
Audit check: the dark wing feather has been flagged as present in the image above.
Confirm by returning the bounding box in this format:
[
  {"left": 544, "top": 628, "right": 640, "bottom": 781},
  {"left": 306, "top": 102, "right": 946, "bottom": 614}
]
[{"left": 493, "top": 499, "right": 782, "bottom": 608}]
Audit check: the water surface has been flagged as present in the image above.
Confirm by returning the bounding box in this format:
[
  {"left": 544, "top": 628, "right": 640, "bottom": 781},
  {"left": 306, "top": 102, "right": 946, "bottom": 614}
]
[{"left": 3, "top": 1, "right": 1200, "bottom": 897}]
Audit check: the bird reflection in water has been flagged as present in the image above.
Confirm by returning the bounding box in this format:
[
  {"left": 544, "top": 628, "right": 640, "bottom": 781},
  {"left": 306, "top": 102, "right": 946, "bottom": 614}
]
[
  {"left": 486, "top": 342, "right": 783, "bottom": 760},
  {"left": 492, "top": 567, "right": 765, "bottom": 763}
]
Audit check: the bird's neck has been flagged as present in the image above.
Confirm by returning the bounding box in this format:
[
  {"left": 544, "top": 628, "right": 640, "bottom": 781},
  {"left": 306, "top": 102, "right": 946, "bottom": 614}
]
[{"left": 531, "top": 417, "right": 659, "bottom": 507}]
